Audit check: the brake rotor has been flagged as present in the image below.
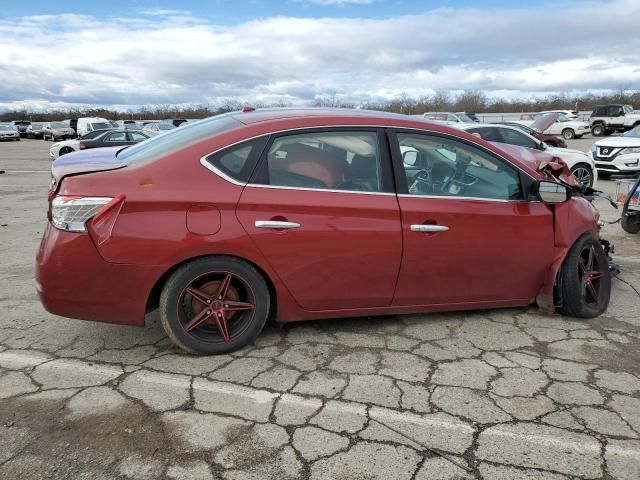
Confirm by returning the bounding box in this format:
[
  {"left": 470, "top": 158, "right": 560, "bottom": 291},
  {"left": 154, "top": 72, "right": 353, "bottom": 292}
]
[{"left": 191, "top": 279, "right": 241, "bottom": 325}]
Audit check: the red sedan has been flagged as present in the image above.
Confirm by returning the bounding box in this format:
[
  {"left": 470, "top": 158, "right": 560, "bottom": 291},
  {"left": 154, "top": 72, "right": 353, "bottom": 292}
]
[{"left": 36, "top": 109, "right": 611, "bottom": 354}]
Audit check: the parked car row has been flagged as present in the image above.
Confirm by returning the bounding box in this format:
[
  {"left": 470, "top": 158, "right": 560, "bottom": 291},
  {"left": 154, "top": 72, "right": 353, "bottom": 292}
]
[
  {"left": 49, "top": 129, "right": 151, "bottom": 160},
  {"left": 2, "top": 117, "right": 185, "bottom": 143}
]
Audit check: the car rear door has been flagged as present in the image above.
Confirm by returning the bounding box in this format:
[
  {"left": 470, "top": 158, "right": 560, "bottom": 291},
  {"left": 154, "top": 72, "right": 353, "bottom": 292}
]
[
  {"left": 389, "top": 129, "right": 555, "bottom": 306},
  {"left": 236, "top": 128, "right": 402, "bottom": 311}
]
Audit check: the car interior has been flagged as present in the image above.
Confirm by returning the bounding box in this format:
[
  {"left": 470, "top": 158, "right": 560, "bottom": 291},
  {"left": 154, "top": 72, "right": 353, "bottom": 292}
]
[
  {"left": 398, "top": 134, "right": 523, "bottom": 200},
  {"left": 265, "top": 133, "right": 382, "bottom": 192}
]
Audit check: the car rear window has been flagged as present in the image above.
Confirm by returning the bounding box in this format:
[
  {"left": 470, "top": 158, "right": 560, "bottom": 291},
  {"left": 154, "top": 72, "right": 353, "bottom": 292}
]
[{"left": 118, "top": 114, "right": 242, "bottom": 166}]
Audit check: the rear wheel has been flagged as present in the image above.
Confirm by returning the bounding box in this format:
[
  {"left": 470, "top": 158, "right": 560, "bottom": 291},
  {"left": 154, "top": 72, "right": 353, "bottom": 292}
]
[
  {"left": 159, "top": 257, "right": 270, "bottom": 355},
  {"left": 557, "top": 235, "right": 610, "bottom": 318},
  {"left": 591, "top": 124, "right": 605, "bottom": 137},
  {"left": 621, "top": 215, "right": 640, "bottom": 234},
  {"left": 570, "top": 164, "right": 594, "bottom": 187},
  {"left": 562, "top": 128, "right": 576, "bottom": 140}
]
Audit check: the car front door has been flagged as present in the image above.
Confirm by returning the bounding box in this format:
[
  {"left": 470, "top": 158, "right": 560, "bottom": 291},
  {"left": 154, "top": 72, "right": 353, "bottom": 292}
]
[
  {"left": 608, "top": 106, "right": 625, "bottom": 127},
  {"left": 389, "top": 130, "right": 555, "bottom": 307},
  {"left": 236, "top": 128, "right": 402, "bottom": 311}
]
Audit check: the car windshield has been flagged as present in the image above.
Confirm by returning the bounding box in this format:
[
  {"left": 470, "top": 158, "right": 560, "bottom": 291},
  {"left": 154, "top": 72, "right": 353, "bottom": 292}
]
[
  {"left": 117, "top": 114, "right": 242, "bottom": 166},
  {"left": 51, "top": 122, "right": 66, "bottom": 128},
  {"left": 158, "top": 124, "right": 174, "bottom": 130},
  {"left": 91, "top": 122, "right": 111, "bottom": 130},
  {"left": 623, "top": 125, "right": 640, "bottom": 137},
  {"left": 456, "top": 113, "right": 475, "bottom": 123}
]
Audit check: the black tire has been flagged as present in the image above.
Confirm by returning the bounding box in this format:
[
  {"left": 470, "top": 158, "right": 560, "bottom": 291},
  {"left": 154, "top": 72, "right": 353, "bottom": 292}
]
[
  {"left": 570, "top": 163, "right": 594, "bottom": 187},
  {"left": 15, "top": 138, "right": 20, "bottom": 141},
  {"left": 591, "top": 124, "right": 606, "bottom": 137},
  {"left": 59, "top": 147, "right": 74, "bottom": 156},
  {"left": 159, "top": 256, "right": 270, "bottom": 355},
  {"left": 562, "top": 128, "right": 576, "bottom": 140},
  {"left": 557, "top": 235, "right": 611, "bottom": 318},
  {"left": 621, "top": 215, "right": 640, "bottom": 234}
]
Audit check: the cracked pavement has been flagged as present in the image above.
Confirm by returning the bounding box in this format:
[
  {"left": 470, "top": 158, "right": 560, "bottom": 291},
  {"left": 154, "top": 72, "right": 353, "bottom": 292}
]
[{"left": 1, "top": 139, "right": 640, "bottom": 479}]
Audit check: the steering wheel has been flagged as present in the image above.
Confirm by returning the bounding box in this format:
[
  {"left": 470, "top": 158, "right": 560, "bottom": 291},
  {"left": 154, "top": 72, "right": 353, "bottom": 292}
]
[{"left": 409, "top": 169, "right": 434, "bottom": 194}]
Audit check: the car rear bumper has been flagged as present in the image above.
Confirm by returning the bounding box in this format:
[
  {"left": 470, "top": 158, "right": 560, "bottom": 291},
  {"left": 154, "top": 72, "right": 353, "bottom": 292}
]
[{"left": 36, "top": 223, "right": 165, "bottom": 326}]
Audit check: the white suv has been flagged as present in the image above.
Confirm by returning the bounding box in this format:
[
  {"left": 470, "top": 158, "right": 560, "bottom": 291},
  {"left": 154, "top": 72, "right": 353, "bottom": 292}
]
[{"left": 589, "top": 125, "right": 640, "bottom": 176}]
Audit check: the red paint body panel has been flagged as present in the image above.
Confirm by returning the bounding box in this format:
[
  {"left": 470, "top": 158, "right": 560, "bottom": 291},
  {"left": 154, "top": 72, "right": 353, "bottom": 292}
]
[
  {"left": 36, "top": 224, "right": 164, "bottom": 325},
  {"left": 394, "top": 197, "right": 555, "bottom": 305},
  {"left": 36, "top": 109, "right": 601, "bottom": 328},
  {"left": 236, "top": 186, "right": 402, "bottom": 310}
]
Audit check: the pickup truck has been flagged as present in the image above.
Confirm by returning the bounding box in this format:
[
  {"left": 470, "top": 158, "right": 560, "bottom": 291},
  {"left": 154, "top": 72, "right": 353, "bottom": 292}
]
[{"left": 589, "top": 104, "right": 640, "bottom": 136}]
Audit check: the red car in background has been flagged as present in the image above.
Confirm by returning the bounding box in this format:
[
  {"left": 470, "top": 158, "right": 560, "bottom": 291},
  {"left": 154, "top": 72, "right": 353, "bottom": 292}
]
[{"left": 36, "top": 109, "right": 611, "bottom": 354}]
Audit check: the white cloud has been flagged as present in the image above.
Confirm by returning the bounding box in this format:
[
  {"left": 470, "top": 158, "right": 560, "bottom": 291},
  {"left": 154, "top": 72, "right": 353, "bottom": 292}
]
[
  {"left": 0, "top": 1, "right": 639, "bottom": 111},
  {"left": 140, "top": 8, "right": 192, "bottom": 16}
]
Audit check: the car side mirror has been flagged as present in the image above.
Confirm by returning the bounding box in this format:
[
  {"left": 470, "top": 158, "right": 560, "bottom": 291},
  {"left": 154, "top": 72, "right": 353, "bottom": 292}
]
[
  {"left": 538, "top": 142, "right": 547, "bottom": 150},
  {"left": 403, "top": 150, "right": 419, "bottom": 166},
  {"left": 535, "top": 181, "right": 571, "bottom": 204}
]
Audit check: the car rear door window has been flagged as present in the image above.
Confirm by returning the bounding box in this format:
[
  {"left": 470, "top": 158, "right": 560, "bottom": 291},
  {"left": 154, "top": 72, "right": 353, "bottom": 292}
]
[
  {"left": 254, "top": 131, "right": 383, "bottom": 193},
  {"left": 106, "top": 132, "right": 127, "bottom": 142},
  {"left": 395, "top": 132, "right": 523, "bottom": 201},
  {"left": 127, "top": 132, "right": 148, "bottom": 142}
]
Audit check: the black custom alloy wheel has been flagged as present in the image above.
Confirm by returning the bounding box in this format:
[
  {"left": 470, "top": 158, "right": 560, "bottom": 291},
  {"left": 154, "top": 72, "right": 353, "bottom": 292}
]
[
  {"left": 159, "top": 257, "right": 270, "bottom": 355},
  {"left": 557, "top": 235, "right": 611, "bottom": 318}
]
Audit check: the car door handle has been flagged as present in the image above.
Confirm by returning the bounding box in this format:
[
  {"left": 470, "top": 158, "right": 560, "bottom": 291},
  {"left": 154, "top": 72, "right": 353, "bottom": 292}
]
[
  {"left": 255, "top": 220, "right": 301, "bottom": 229},
  {"left": 410, "top": 224, "right": 449, "bottom": 233}
]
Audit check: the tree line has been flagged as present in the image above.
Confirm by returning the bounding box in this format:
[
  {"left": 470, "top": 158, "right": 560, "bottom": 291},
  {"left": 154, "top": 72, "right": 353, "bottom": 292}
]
[{"left": 1, "top": 89, "right": 638, "bottom": 122}]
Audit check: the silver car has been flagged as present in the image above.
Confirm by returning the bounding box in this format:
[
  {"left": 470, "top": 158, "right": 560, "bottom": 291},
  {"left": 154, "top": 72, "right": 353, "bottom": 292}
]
[
  {"left": 0, "top": 122, "right": 20, "bottom": 141},
  {"left": 43, "top": 122, "right": 76, "bottom": 141}
]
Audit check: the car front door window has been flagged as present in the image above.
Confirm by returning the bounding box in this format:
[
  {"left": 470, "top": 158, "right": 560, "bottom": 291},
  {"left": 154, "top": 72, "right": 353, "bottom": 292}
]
[{"left": 396, "top": 132, "right": 523, "bottom": 201}]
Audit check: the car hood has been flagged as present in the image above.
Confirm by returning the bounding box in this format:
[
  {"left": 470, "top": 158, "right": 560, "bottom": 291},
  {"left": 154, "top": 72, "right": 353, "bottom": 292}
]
[
  {"left": 0, "top": 128, "right": 17, "bottom": 134},
  {"left": 594, "top": 136, "right": 640, "bottom": 147},
  {"left": 529, "top": 113, "right": 561, "bottom": 133},
  {"left": 52, "top": 139, "right": 80, "bottom": 149},
  {"left": 491, "top": 141, "right": 583, "bottom": 188},
  {"left": 547, "top": 146, "right": 587, "bottom": 157},
  {"left": 51, "top": 147, "right": 126, "bottom": 186}
]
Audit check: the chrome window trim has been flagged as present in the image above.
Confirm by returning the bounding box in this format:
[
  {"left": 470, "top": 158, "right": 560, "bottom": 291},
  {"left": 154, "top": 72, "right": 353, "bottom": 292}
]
[
  {"left": 198, "top": 124, "right": 538, "bottom": 196},
  {"left": 246, "top": 183, "right": 395, "bottom": 196},
  {"left": 398, "top": 193, "right": 540, "bottom": 204}
]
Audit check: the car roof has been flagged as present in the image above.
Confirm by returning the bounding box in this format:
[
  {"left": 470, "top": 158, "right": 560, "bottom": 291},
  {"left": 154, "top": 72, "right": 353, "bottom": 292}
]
[{"left": 228, "top": 107, "right": 426, "bottom": 125}]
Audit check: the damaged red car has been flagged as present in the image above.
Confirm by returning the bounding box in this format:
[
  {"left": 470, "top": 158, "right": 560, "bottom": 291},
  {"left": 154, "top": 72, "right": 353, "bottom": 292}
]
[{"left": 36, "top": 109, "right": 611, "bottom": 354}]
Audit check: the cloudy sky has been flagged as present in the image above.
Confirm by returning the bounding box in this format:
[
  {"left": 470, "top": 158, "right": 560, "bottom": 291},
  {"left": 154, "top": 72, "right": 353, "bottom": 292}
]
[{"left": 0, "top": 0, "right": 638, "bottom": 111}]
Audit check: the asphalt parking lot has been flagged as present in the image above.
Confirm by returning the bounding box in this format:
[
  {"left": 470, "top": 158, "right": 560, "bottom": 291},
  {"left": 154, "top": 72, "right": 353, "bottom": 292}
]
[{"left": 1, "top": 138, "right": 640, "bottom": 480}]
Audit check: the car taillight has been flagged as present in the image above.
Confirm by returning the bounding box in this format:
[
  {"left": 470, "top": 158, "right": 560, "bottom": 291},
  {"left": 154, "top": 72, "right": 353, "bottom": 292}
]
[
  {"left": 50, "top": 196, "right": 114, "bottom": 232},
  {"left": 79, "top": 142, "right": 86, "bottom": 149}
]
